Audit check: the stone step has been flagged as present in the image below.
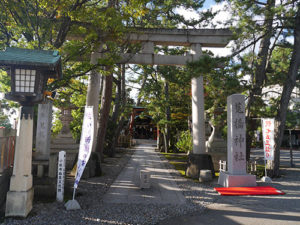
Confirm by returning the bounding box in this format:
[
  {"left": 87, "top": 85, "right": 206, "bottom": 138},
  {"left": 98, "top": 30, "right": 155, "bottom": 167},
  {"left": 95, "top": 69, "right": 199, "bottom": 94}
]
[
  {"left": 51, "top": 138, "right": 77, "bottom": 145},
  {"left": 48, "top": 150, "right": 78, "bottom": 170},
  {"left": 50, "top": 149, "right": 78, "bottom": 154},
  {"left": 50, "top": 144, "right": 79, "bottom": 150}
]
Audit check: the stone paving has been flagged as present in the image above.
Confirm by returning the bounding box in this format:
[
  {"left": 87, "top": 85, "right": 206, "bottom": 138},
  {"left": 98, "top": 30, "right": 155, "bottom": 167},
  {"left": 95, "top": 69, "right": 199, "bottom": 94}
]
[{"left": 102, "top": 140, "right": 186, "bottom": 205}]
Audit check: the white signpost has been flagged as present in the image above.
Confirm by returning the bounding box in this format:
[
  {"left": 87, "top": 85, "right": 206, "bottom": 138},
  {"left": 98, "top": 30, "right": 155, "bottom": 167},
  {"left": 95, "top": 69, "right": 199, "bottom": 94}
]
[
  {"left": 261, "top": 118, "right": 275, "bottom": 182},
  {"left": 65, "top": 106, "right": 94, "bottom": 210},
  {"left": 56, "top": 151, "right": 66, "bottom": 202}
]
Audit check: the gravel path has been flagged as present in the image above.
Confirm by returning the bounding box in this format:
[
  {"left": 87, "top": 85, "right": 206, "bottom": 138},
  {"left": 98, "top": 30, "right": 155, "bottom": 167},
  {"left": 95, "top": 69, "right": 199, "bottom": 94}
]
[
  {"left": 4, "top": 144, "right": 296, "bottom": 225},
  {"left": 1, "top": 144, "right": 222, "bottom": 225}
]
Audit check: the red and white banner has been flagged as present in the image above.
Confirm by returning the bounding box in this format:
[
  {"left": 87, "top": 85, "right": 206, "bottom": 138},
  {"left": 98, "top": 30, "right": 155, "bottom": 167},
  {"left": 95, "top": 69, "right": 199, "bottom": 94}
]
[{"left": 261, "top": 118, "right": 275, "bottom": 161}]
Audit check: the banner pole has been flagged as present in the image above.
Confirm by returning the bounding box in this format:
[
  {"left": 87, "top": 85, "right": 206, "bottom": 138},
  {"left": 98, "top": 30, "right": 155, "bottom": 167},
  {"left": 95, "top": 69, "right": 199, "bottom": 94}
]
[
  {"left": 72, "top": 188, "right": 76, "bottom": 201},
  {"left": 264, "top": 160, "right": 267, "bottom": 177}
]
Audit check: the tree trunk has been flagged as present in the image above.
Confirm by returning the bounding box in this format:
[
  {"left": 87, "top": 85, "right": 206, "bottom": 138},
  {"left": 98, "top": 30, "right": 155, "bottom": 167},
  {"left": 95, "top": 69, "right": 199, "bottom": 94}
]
[
  {"left": 137, "top": 74, "right": 147, "bottom": 106},
  {"left": 110, "top": 116, "right": 125, "bottom": 157},
  {"left": 86, "top": 51, "right": 102, "bottom": 153},
  {"left": 95, "top": 69, "right": 113, "bottom": 160},
  {"left": 272, "top": 6, "right": 300, "bottom": 177},
  {"left": 164, "top": 81, "right": 171, "bottom": 152},
  {"left": 245, "top": 0, "right": 275, "bottom": 160},
  {"left": 83, "top": 51, "right": 102, "bottom": 175},
  {"left": 111, "top": 67, "right": 121, "bottom": 123},
  {"left": 163, "top": 131, "right": 168, "bottom": 153},
  {"left": 107, "top": 65, "right": 127, "bottom": 156}
]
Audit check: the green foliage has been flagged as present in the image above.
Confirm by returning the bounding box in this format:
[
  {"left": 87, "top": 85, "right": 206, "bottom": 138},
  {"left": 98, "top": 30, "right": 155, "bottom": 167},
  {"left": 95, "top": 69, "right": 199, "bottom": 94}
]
[
  {"left": 0, "top": 70, "right": 10, "bottom": 93},
  {"left": 69, "top": 80, "right": 87, "bottom": 142},
  {"left": 51, "top": 110, "right": 62, "bottom": 137},
  {"left": 187, "top": 54, "right": 220, "bottom": 78},
  {"left": 286, "top": 103, "right": 300, "bottom": 129},
  {"left": 254, "top": 164, "right": 265, "bottom": 178},
  {"left": 0, "top": 99, "right": 14, "bottom": 130},
  {"left": 0, "top": 112, "right": 11, "bottom": 129},
  {"left": 70, "top": 108, "right": 84, "bottom": 142},
  {"left": 175, "top": 130, "right": 192, "bottom": 153}
]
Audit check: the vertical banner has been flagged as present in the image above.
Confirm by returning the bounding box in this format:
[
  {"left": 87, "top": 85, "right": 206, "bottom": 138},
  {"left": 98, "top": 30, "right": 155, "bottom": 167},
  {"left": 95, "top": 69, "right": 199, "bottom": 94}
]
[
  {"left": 261, "top": 118, "right": 275, "bottom": 161},
  {"left": 74, "top": 106, "right": 94, "bottom": 188},
  {"left": 57, "top": 151, "right": 66, "bottom": 202}
]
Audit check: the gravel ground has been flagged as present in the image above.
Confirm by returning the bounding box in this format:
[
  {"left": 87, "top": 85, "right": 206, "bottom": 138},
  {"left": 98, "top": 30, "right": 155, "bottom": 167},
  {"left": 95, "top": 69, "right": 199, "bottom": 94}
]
[
  {"left": 3, "top": 144, "right": 298, "bottom": 225},
  {"left": 1, "top": 147, "right": 223, "bottom": 225}
]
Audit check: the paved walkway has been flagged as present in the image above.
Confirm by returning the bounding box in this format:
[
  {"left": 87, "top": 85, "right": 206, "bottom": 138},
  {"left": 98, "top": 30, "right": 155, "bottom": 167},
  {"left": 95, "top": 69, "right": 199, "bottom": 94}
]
[{"left": 102, "top": 139, "right": 186, "bottom": 205}]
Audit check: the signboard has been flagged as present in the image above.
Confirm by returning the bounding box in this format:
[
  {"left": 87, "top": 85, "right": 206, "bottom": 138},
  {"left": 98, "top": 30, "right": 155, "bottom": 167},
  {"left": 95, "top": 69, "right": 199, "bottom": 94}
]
[
  {"left": 57, "top": 151, "right": 66, "bottom": 202},
  {"left": 74, "top": 106, "right": 94, "bottom": 188},
  {"left": 261, "top": 118, "right": 275, "bottom": 161}
]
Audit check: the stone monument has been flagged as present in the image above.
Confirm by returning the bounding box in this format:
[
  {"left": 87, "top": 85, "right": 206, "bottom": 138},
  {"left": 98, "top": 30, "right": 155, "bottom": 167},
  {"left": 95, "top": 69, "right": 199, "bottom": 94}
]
[
  {"left": 218, "top": 94, "right": 256, "bottom": 187},
  {"left": 34, "top": 99, "right": 53, "bottom": 161},
  {"left": 32, "top": 100, "right": 58, "bottom": 200},
  {"left": 51, "top": 106, "right": 79, "bottom": 170}
]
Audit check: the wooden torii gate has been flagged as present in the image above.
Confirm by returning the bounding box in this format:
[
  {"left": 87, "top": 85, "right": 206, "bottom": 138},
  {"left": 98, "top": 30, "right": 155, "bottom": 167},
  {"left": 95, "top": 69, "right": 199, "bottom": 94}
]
[{"left": 90, "top": 28, "right": 232, "bottom": 178}]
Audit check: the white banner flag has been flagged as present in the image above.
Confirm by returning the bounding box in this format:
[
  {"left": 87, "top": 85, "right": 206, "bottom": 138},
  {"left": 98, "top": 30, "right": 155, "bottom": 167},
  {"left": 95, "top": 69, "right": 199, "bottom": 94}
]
[
  {"left": 261, "top": 118, "right": 275, "bottom": 161},
  {"left": 74, "top": 106, "right": 94, "bottom": 188}
]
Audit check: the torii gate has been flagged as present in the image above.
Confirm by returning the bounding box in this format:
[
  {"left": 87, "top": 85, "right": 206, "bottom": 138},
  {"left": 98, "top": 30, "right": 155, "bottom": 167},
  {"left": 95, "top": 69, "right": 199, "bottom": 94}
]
[{"left": 90, "top": 28, "right": 232, "bottom": 178}]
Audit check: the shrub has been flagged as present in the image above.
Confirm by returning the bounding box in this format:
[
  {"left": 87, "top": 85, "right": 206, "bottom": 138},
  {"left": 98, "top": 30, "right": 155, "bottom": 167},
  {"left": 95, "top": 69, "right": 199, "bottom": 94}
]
[{"left": 175, "top": 130, "right": 192, "bottom": 153}]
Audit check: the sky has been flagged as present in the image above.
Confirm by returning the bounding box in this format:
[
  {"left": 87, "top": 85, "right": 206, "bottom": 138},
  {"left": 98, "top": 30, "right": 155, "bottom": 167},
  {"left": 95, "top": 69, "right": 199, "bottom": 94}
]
[{"left": 176, "top": 1, "right": 233, "bottom": 57}]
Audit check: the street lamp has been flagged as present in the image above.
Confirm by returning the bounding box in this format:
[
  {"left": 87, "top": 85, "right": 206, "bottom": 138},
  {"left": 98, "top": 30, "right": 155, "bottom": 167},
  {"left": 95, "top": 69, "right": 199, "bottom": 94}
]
[{"left": 0, "top": 47, "right": 62, "bottom": 217}]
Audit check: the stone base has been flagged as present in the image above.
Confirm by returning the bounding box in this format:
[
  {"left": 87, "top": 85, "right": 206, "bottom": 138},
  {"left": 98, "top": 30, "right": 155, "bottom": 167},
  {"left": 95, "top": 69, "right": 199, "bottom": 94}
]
[
  {"left": 186, "top": 154, "right": 215, "bottom": 179},
  {"left": 5, "top": 188, "right": 34, "bottom": 218},
  {"left": 33, "top": 177, "right": 56, "bottom": 200},
  {"left": 218, "top": 171, "right": 256, "bottom": 187},
  {"left": 9, "top": 175, "right": 32, "bottom": 192}
]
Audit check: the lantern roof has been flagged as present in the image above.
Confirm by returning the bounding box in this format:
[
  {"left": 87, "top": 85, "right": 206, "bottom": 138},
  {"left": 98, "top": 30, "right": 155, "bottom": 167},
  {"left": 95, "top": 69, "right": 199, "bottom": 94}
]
[{"left": 0, "top": 47, "right": 62, "bottom": 79}]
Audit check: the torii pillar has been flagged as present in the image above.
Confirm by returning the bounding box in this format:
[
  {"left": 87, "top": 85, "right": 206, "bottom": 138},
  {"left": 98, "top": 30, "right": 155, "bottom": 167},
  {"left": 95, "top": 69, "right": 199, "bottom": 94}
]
[
  {"left": 186, "top": 44, "right": 215, "bottom": 179},
  {"left": 186, "top": 74, "right": 215, "bottom": 179}
]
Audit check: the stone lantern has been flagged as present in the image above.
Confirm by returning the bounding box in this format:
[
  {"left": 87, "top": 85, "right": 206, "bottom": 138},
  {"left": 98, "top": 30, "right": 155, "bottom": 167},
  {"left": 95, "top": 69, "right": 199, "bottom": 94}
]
[{"left": 0, "top": 47, "right": 62, "bottom": 217}]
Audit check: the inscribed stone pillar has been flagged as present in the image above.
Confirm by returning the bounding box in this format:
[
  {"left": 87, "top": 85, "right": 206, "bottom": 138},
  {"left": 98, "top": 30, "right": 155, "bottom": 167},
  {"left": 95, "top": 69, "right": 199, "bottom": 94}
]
[
  {"left": 218, "top": 94, "right": 256, "bottom": 187},
  {"left": 227, "top": 94, "right": 246, "bottom": 174},
  {"left": 34, "top": 99, "right": 52, "bottom": 160},
  {"left": 6, "top": 107, "right": 34, "bottom": 217}
]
